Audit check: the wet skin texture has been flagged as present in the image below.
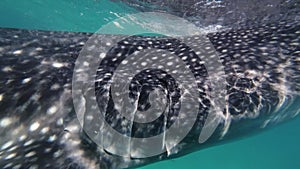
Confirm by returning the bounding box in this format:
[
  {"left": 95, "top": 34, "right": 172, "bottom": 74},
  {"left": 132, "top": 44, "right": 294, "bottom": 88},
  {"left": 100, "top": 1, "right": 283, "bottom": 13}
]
[{"left": 0, "top": 18, "right": 299, "bottom": 169}]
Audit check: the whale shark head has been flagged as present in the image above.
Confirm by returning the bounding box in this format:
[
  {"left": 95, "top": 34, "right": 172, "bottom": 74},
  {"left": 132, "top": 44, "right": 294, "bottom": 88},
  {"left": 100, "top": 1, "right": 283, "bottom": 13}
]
[{"left": 0, "top": 1, "right": 299, "bottom": 169}]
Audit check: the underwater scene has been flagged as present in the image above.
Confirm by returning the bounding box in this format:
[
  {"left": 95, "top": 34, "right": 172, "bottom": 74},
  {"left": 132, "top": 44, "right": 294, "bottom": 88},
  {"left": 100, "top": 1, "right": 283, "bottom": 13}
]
[{"left": 0, "top": 0, "right": 299, "bottom": 169}]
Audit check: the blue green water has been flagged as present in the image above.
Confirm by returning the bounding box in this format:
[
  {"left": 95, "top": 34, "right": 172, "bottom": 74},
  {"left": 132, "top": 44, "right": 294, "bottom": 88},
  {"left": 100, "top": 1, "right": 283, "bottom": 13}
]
[{"left": 1, "top": 0, "right": 300, "bottom": 168}]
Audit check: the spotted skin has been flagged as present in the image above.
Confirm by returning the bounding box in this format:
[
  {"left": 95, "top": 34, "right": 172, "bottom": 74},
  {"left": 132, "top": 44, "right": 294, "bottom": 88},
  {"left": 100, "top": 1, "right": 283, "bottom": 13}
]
[{"left": 0, "top": 19, "right": 299, "bottom": 169}]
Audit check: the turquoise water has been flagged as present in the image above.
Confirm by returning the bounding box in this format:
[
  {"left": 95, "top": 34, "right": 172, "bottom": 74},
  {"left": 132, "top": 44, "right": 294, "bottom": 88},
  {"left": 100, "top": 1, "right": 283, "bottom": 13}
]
[
  {"left": 1, "top": 0, "right": 300, "bottom": 168},
  {"left": 0, "top": 0, "right": 137, "bottom": 32},
  {"left": 141, "top": 118, "right": 300, "bottom": 169}
]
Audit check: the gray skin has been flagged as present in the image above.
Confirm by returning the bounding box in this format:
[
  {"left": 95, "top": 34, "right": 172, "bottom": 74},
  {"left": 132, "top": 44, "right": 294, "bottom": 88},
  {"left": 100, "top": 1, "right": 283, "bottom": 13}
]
[{"left": 0, "top": 2, "right": 300, "bottom": 169}]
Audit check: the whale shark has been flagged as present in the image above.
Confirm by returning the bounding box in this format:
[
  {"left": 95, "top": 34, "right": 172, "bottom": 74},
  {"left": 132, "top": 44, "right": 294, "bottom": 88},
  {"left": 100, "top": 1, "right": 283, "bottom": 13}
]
[{"left": 0, "top": 1, "right": 300, "bottom": 169}]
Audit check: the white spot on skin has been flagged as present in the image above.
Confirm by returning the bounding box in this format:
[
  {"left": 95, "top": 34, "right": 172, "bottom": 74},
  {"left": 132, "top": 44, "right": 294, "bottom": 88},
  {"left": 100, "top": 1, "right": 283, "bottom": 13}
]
[
  {"left": 152, "top": 56, "right": 158, "bottom": 60},
  {"left": 48, "top": 135, "right": 57, "bottom": 142},
  {"left": 44, "top": 148, "right": 52, "bottom": 153},
  {"left": 133, "top": 51, "right": 140, "bottom": 55},
  {"left": 158, "top": 65, "right": 164, "bottom": 69},
  {"left": 0, "top": 117, "right": 12, "bottom": 127},
  {"left": 18, "top": 135, "right": 27, "bottom": 142},
  {"left": 1, "top": 141, "right": 14, "bottom": 150},
  {"left": 259, "top": 47, "right": 268, "bottom": 51},
  {"left": 99, "top": 52, "right": 106, "bottom": 58},
  {"left": 29, "top": 165, "right": 39, "bottom": 169},
  {"left": 40, "top": 127, "right": 50, "bottom": 134},
  {"left": 52, "top": 62, "right": 64, "bottom": 68},
  {"left": 29, "top": 122, "right": 40, "bottom": 132},
  {"left": 221, "top": 49, "right": 228, "bottom": 53},
  {"left": 199, "top": 61, "right": 205, "bottom": 64},
  {"left": 13, "top": 50, "right": 23, "bottom": 55},
  {"left": 12, "top": 164, "right": 21, "bottom": 169},
  {"left": 205, "top": 46, "right": 211, "bottom": 50},
  {"left": 25, "top": 151, "right": 36, "bottom": 158},
  {"left": 141, "top": 62, "right": 147, "bottom": 66},
  {"left": 195, "top": 51, "right": 201, "bottom": 55},
  {"left": 22, "top": 77, "right": 32, "bottom": 84},
  {"left": 53, "top": 150, "right": 62, "bottom": 158},
  {"left": 24, "top": 139, "right": 34, "bottom": 146},
  {"left": 2, "top": 66, "right": 13, "bottom": 72},
  {"left": 182, "top": 56, "right": 188, "bottom": 60},
  {"left": 86, "top": 115, "right": 93, "bottom": 120},
  {"left": 50, "top": 84, "right": 60, "bottom": 90},
  {"left": 290, "top": 42, "right": 299, "bottom": 46},
  {"left": 3, "top": 163, "right": 13, "bottom": 168},
  {"left": 121, "top": 60, "right": 128, "bottom": 65},
  {"left": 35, "top": 47, "right": 43, "bottom": 51},
  {"left": 56, "top": 118, "right": 63, "bottom": 126},
  {"left": 83, "top": 61, "right": 89, "bottom": 66},
  {"left": 172, "top": 70, "right": 178, "bottom": 74},
  {"left": 47, "top": 106, "right": 58, "bottom": 115},
  {"left": 5, "top": 153, "right": 17, "bottom": 160},
  {"left": 167, "top": 62, "right": 173, "bottom": 66},
  {"left": 7, "top": 145, "right": 17, "bottom": 152}
]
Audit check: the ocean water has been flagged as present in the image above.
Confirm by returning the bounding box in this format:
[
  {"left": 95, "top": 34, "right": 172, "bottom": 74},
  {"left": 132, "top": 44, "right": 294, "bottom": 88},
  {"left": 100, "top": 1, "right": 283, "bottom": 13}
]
[{"left": 1, "top": 0, "right": 299, "bottom": 168}]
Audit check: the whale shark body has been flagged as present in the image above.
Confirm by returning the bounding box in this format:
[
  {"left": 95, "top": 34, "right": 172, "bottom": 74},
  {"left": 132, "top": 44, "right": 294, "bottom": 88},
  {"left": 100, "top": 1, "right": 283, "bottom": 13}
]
[{"left": 0, "top": 1, "right": 300, "bottom": 169}]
